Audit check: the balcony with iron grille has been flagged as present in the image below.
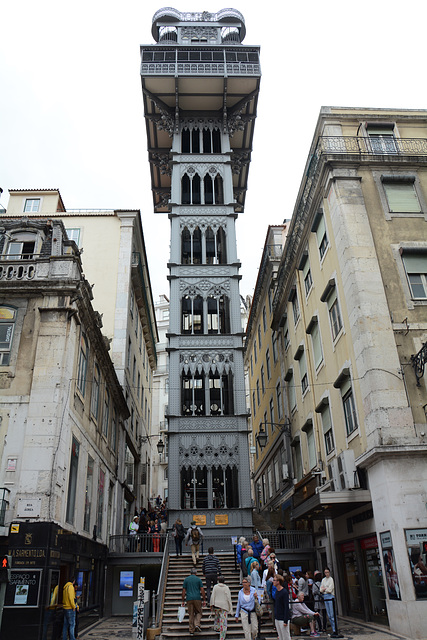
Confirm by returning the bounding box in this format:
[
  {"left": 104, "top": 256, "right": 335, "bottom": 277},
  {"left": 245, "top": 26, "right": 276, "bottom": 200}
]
[{"left": 140, "top": 47, "right": 260, "bottom": 77}]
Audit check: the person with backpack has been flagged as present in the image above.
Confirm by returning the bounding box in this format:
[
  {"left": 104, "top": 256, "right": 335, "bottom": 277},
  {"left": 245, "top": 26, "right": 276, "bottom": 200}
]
[{"left": 185, "top": 520, "right": 204, "bottom": 565}]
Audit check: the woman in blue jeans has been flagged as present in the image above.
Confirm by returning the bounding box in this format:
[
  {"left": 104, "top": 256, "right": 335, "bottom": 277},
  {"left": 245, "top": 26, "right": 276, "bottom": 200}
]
[{"left": 320, "top": 567, "right": 338, "bottom": 637}]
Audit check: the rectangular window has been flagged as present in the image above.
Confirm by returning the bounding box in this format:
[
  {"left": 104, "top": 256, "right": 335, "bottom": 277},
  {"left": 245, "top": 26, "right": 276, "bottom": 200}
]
[
  {"left": 323, "top": 285, "right": 343, "bottom": 340},
  {"left": 266, "top": 349, "right": 271, "bottom": 380},
  {"left": 258, "top": 325, "right": 262, "bottom": 348},
  {"left": 308, "top": 319, "right": 323, "bottom": 369},
  {"left": 250, "top": 355, "right": 253, "bottom": 377},
  {"left": 111, "top": 409, "right": 117, "bottom": 451},
  {"left": 314, "top": 214, "right": 329, "bottom": 259},
  {"left": 24, "top": 198, "right": 40, "bottom": 212},
  {"left": 65, "top": 228, "right": 80, "bottom": 245},
  {"left": 0, "top": 306, "right": 16, "bottom": 366},
  {"left": 402, "top": 252, "right": 427, "bottom": 299},
  {"left": 341, "top": 379, "right": 358, "bottom": 436},
  {"left": 83, "top": 455, "right": 94, "bottom": 532},
  {"left": 252, "top": 391, "right": 256, "bottom": 416},
  {"left": 302, "top": 256, "right": 313, "bottom": 297},
  {"left": 287, "top": 372, "right": 296, "bottom": 412},
  {"left": 283, "top": 319, "right": 290, "bottom": 351},
  {"left": 299, "top": 349, "right": 308, "bottom": 394},
  {"left": 269, "top": 397, "right": 275, "bottom": 426},
  {"left": 102, "top": 389, "right": 110, "bottom": 437},
  {"left": 321, "top": 405, "right": 335, "bottom": 455},
  {"left": 254, "top": 339, "right": 257, "bottom": 363},
  {"left": 292, "top": 441, "right": 303, "bottom": 482},
  {"left": 276, "top": 382, "right": 283, "bottom": 419},
  {"left": 368, "top": 125, "right": 396, "bottom": 154},
  {"left": 261, "top": 365, "right": 265, "bottom": 395},
  {"left": 305, "top": 423, "right": 316, "bottom": 469},
  {"left": 382, "top": 180, "right": 421, "bottom": 213},
  {"left": 262, "top": 306, "right": 267, "bottom": 333},
  {"left": 272, "top": 332, "right": 278, "bottom": 362},
  {"left": 291, "top": 292, "right": 300, "bottom": 325},
  {"left": 66, "top": 437, "right": 80, "bottom": 524},
  {"left": 97, "top": 469, "right": 105, "bottom": 537},
  {"left": 91, "top": 363, "right": 100, "bottom": 420},
  {"left": 256, "top": 380, "right": 260, "bottom": 406}
]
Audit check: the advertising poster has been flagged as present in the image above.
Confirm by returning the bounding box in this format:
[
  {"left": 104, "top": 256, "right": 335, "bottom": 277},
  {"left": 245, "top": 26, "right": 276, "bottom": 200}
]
[
  {"left": 380, "top": 531, "right": 401, "bottom": 600},
  {"left": 119, "top": 571, "right": 134, "bottom": 597},
  {"left": 5, "top": 569, "right": 42, "bottom": 608},
  {"left": 14, "top": 584, "right": 29, "bottom": 605},
  {"left": 406, "top": 528, "right": 427, "bottom": 599}
]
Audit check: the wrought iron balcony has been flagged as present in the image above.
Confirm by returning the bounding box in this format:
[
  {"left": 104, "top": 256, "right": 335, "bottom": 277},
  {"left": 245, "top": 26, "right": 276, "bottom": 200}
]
[
  {"left": 316, "top": 136, "right": 427, "bottom": 158},
  {"left": 141, "top": 47, "right": 260, "bottom": 77}
]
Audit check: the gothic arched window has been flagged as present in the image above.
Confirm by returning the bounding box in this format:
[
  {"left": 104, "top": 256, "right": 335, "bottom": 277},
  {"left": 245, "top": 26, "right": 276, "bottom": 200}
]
[{"left": 182, "top": 371, "right": 205, "bottom": 416}]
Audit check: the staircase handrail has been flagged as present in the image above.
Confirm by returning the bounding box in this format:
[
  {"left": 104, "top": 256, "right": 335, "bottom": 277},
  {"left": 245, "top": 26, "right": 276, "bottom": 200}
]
[{"left": 155, "top": 532, "right": 170, "bottom": 627}]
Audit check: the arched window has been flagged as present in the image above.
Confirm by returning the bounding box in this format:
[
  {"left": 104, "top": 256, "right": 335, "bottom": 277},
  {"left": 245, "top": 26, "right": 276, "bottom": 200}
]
[
  {"left": 181, "top": 227, "right": 191, "bottom": 264},
  {"left": 192, "top": 174, "right": 201, "bottom": 205},
  {"left": 182, "top": 295, "right": 203, "bottom": 334},
  {"left": 206, "top": 226, "right": 227, "bottom": 264},
  {"left": 182, "top": 174, "right": 191, "bottom": 204},
  {"left": 181, "top": 467, "right": 208, "bottom": 509},
  {"left": 212, "top": 128, "right": 221, "bottom": 153},
  {"left": 203, "top": 128, "right": 212, "bottom": 153},
  {"left": 182, "top": 128, "right": 190, "bottom": 153},
  {"left": 226, "top": 466, "right": 239, "bottom": 507},
  {"left": 0, "top": 306, "right": 17, "bottom": 365},
  {"left": 204, "top": 174, "right": 214, "bottom": 205},
  {"left": 214, "top": 175, "right": 224, "bottom": 204},
  {"left": 208, "top": 368, "right": 234, "bottom": 415},
  {"left": 207, "top": 295, "right": 230, "bottom": 334},
  {"left": 182, "top": 371, "right": 205, "bottom": 416},
  {"left": 193, "top": 227, "right": 202, "bottom": 264}
]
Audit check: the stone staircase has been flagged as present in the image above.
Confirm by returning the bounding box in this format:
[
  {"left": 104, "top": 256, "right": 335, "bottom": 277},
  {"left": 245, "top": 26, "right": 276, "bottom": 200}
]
[{"left": 159, "top": 552, "right": 279, "bottom": 639}]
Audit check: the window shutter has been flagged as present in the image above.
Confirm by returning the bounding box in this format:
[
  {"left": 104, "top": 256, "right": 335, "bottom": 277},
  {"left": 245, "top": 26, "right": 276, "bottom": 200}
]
[
  {"left": 383, "top": 183, "right": 421, "bottom": 213},
  {"left": 402, "top": 253, "right": 427, "bottom": 274},
  {"left": 315, "top": 215, "right": 326, "bottom": 244},
  {"left": 321, "top": 406, "right": 331, "bottom": 434}
]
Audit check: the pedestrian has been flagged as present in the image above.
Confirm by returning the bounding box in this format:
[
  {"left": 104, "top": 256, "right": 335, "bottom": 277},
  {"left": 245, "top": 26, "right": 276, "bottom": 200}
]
[
  {"left": 250, "top": 561, "right": 262, "bottom": 589},
  {"left": 272, "top": 574, "right": 291, "bottom": 640},
  {"left": 245, "top": 547, "right": 257, "bottom": 576},
  {"left": 295, "top": 570, "right": 308, "bottom": 596},
  {"left": 182, "top": 567, "right": 206, "bottom": 637},
  {"left": 240, "top": 541, "right": 250, "bottom": 579},
  {"left": 172, "top": 518, "right": 186, "bottom": 556},
  {"left": 320, "top": 567, "right": 338, "bottom": 637},
  {"left": 235, "top": 576, "right": 258, "bottom": 640},
  {"left": 74, "top": 581, "right": 80, "bottom": 639},
  {"left": 185, "top": 520, "right": 204, "bottom": 565},
  {"left": 62, "top": 577, "right": 77, "bottom": 640},
  {"left": 268, "top": 551, "right": 280, "bottom": 573},
  {"left": 128, "top": 516, "right": 139, "bottom": 551},
  {"left": 251, "top": 534, "right": 264, "bottom": 561},
  {"left": 203, "top": 547, "right": 222, "bottom": 603},
  {"left": 291, "top": 592, "right": 319, "bottom": 637},
  {"left": 305, "top": 570, "right": 315, "bottom": 608},
  {"left": 260, "top": 538, "right": 271, "bottom": 568},
  {"left": 236, "top": 537, "right": 247, "bottom": 583},
  {"left": 262, "top": 561, "right": 276, "bottom": 600},
  {"left": 312, "top": 571, "right": 327, "bottom": 633},
  {"left": 150, "top": 518, "right": 162, "bottom": 552},
  {"left": 210, "top": 575, "right": 233, "bottom": 640}
]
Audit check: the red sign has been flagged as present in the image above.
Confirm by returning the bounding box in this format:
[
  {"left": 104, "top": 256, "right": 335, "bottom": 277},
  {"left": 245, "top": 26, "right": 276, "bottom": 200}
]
[
  {"left": 341, "top": 541, "right": 355, "bottom": 553},
  {"left": 361, "top": 535, "right": 378, "bottom": 550}
]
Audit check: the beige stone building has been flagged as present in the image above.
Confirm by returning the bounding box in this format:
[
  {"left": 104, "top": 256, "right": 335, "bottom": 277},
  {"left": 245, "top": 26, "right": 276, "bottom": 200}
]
[
  {"left": 0, "top": 215, "right": 129, "bottom": 636},
  {"left": 3, "top": 189, "right": 159, "bottom": 520},
  {"left": 263, "top": 107, "right": 427, "bottom": 637}
]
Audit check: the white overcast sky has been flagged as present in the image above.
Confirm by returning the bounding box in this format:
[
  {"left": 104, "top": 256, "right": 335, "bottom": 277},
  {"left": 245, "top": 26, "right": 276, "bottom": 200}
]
[{"left": 1, "top": 0, "right": 426, "bottom": 302}]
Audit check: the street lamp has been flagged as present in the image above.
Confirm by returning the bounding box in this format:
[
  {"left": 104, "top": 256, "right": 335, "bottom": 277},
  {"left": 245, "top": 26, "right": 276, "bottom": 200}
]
[
  {"left": 256, "top": 418, "right": 291, "bottom": 450},
  {"left": 139, "top": 435, "right": 165, "bottom": 455}
]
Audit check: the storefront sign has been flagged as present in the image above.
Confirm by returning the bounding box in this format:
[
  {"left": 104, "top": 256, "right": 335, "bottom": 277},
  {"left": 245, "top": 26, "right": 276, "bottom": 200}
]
[
  {"left": 341, "top": 541, "right": 355, "bottom": 553},
  {"left": 4, "top": 569, "right": 42, "bottom": 608},
  {"left": 215, "top": 514, "right": 228, "bottom": 525},
  {"left": 380, "top": 531, "right": 401, "bottom": 600},
  {"left": 192, "top": 515, "right": 206, "bottom": 526},
  {"left": 360, "top": 535, "right": 378, "bottom": 550},
  {"left": 10, "top": 548, "right": 46, "bottom": 567}
]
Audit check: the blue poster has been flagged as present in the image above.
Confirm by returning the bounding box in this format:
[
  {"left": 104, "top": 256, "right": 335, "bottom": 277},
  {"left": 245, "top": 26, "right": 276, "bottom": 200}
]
[{"left": 119, "top": 571, "right": 134, "bottom": 597}]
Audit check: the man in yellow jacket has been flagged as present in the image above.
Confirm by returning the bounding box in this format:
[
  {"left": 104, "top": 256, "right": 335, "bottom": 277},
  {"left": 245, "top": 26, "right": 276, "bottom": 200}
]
[{"left": 62, "top": 577, "right": 77, "bottom": 640}]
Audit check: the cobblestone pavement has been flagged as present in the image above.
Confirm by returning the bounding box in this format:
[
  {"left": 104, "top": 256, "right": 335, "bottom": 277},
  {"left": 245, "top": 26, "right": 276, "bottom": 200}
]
[{"left": 79, "top": 616, "right": 410, "bottom": 640}]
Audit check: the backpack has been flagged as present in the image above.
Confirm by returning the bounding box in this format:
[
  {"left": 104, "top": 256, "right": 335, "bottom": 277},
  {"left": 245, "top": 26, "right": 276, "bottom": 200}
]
[{"left": 191, "top": 527, "right": 200, "bottom": 543}]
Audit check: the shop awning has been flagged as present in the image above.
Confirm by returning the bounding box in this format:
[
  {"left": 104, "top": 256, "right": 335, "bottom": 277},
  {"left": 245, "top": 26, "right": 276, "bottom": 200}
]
[{"left": 291, "top": 488, "right": 372, "bottom": 521}]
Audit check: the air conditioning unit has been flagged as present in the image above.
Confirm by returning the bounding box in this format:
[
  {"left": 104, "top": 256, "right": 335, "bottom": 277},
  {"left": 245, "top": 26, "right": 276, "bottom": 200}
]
[{"left": 328, "top": 451, "right": 358, "bottom": 490}]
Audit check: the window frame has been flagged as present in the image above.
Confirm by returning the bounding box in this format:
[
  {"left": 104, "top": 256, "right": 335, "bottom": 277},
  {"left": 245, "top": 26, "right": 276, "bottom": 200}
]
[{"left": 0, "top": 306, "right": 17, "bottom": 366}]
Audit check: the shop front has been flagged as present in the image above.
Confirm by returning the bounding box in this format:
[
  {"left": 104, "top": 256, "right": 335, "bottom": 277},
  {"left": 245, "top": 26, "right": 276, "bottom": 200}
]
[
  {"left": 338, "top": 534, "right": 388, "bottom": 625},
  {"left": 1, "top": 521, "right": 107, "bottom": 640}
]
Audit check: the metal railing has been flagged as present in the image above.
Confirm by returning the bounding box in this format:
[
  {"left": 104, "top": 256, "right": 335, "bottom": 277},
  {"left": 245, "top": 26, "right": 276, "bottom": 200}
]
[
  {"left": 317, "top": 136, "right": 427, "bottom": 156},
  {"left": 256, "top": 530, "right": 314, "bottom": 551},
  {"left": 109, "top": 532, "right": 168, "bottom": 554},
  {"left": 155, "top": 535, "right": 170, "bottom": 627}
]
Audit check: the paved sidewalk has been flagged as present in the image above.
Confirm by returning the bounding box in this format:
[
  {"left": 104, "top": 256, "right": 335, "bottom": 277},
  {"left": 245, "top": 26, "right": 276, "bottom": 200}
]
[{"left": 79, "top": 616, "right": 410, "bottom": 640}]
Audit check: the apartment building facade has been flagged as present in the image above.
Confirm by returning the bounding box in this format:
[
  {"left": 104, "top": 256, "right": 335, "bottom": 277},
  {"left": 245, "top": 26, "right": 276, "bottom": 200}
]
[
  {"left": 265, "top": 107, "right": 427, "bottom": 638},
  {"left": 0, "top": 216, "right": 129, "bottom": 638},
  {"left": 4, "top": 190, "right": 159, "bottom": 522}
]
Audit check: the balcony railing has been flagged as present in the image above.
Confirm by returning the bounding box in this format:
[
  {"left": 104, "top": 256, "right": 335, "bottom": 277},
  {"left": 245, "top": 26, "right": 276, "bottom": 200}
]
[
  {"left": 316, "top": 136, "right": 427, "bottom": 157},
  {"left": 0, "top": 255, "right": 80, "bottom": 282},
  {"left": 257, "top": 529, "right": 314, "bottom": 552}
]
